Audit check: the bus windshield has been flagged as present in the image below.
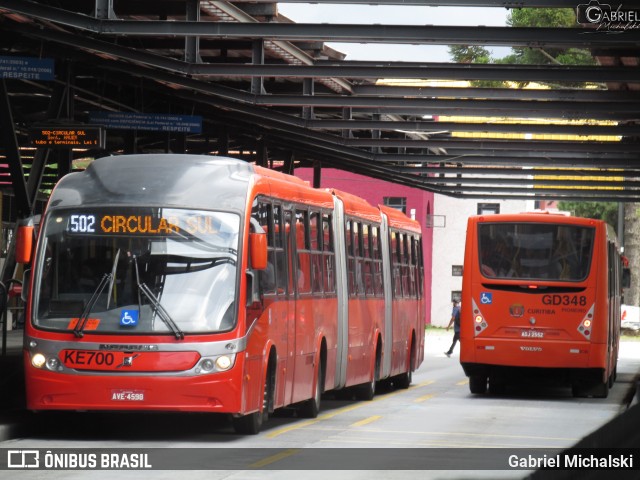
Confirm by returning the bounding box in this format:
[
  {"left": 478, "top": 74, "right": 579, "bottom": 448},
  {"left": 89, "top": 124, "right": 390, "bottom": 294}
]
[
  {"left": 478, "top": 222, "right": 595, "bottom": 282},
  {"left": 33, "top": 207, "right": 240, "bottom": 334}
]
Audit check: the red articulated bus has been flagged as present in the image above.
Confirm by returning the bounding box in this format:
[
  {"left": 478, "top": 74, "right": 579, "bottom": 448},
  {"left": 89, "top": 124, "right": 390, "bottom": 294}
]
[
  {"left": 460, "top": 212, "right": 629, "bottom": 398},
  {"left": 17, "top": 154, "right": 425, "bottom": 434}
]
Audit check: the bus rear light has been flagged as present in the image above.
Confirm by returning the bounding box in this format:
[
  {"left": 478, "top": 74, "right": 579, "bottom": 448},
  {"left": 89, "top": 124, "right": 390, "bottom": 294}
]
[
  {"left": 472, "top": 298, "right": 488, "bottom": 336},
  {"left": 577, "top": 305, "right": 595, "bottom": 340}
]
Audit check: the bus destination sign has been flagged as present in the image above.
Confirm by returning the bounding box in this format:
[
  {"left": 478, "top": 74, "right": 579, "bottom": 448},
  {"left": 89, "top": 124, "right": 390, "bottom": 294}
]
[{"left": 29, "top": 126, "right": 105, "bottom": 149}]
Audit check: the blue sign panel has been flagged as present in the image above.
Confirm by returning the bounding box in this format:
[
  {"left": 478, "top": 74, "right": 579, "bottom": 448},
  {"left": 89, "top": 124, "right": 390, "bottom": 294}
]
[
  {"left": 480, "top": 292, "right": 493, "bottom": 305},
  {"left": 120, "top": 310, "right": 139, "bottom": 327},
  {"left": 0, "top": 56, "right": 54, "bottom": 81},
  {"left": 89, "top": 111, "right": 202, "bottom": 133}
]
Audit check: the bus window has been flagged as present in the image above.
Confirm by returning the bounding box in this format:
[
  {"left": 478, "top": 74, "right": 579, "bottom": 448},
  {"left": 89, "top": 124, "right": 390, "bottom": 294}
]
[
  {"left": 372, "top": 226, "right": 384, "bottom": 297},
  {"left": 323, "top": 213, "right": 336, "bottom": 294},
  {"left": 310, "top": 211, "right": 324, "bottom": 294},
  {"left": 274, "top": 205, "right": 288, "bottom": 295},
  {"left": 391, "top": 231, "right": 402, "bottom": 298},
  {"left": 478, "top": 223, "right": 595, "bottom": 281},
  {"left": 253, "top": 201, "right": 277, "bottom": 295},
  {"left": 346, "top": 220, "right": 356, "bottom": 296},
  {"left": 354, "top": 222, "right": 365, "bottom": 295},
  {"left": 362, "top": 224, "right": 374, "bottom": 296},
  {"left": 295, "top": 210, "right": 311, "bottom": 295}
]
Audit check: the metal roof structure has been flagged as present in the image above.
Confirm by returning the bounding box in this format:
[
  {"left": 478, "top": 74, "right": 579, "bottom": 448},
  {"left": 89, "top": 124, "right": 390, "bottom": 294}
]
[{"left": 1, "top": 0, "right": 640, "bottom": 217}]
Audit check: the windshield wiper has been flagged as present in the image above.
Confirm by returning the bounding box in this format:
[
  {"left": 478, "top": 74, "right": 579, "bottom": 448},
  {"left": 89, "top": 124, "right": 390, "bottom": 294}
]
[
  {"left": 132, "top": 254, "right": 184, "bottom": 340},
  {"left": 106, "top": 248, "right": 121, "bottom": 309},
  {"left": 137, "top": 283, "right": 184, "bottom": 340},
  {"left": 74, "top": 273, "right": 111, "bottom": 338}
]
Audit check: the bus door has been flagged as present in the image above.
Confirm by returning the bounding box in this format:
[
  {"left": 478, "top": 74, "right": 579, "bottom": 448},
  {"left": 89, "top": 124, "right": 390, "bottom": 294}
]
[
  {"left": 288, "top": 207, "right": 317, "bottom": 404},
  {"left": 277, "top": 208, "right": 297, "bottom": 405},
  {"left": 254, "top": 201, "right": 295, "bottom": 408}
]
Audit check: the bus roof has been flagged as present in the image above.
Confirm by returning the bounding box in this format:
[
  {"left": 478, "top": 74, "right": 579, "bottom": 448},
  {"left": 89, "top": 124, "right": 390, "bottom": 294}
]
[
  {"left": 379, "top": 204, "right": 422, "bottom": 234},
  {"left": 49, "top": 154, "right": 255, "bottom": 213},
  {"left": 471, "top": 212, "right": 604, "bottom": 227},
  {"left": 329, "top": 188, "right": 381, "bottom": 223}
]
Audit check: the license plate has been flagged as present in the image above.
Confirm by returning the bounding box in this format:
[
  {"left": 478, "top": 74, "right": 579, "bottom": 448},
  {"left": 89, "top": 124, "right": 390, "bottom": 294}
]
[
  {"left": 111, "top": 390, "right": 145, "bottom": 401},
  {"left": 521, "top": 330, "right": 544, "bottom": 338}
]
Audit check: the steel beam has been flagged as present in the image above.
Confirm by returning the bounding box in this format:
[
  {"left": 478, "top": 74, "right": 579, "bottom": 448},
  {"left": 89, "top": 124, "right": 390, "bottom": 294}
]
[
  {"left": 305, "top": 120, "right": 640, "bottom": 136},
  {"left": 351, "top": 85, "right": 640, "bottom": 103},
  {"left": 370, "top": 154, "right": 640, "bottom": 168},
  {"left": 397, "top": 166, "right": 640, "bottom": 177},
  {"left": 7, "top": 21, "right": 638, "bottom": 87},
  {"left": 230, "top": 0, "right": 576, "bottom": 5},
  {"left": 254, "top": 95, "right": 640, "bottom": 118},
  {"left": 3, "top": 2, "right": 639, "bottom": 48},
  {"left": 343, "top": 138, "right": 640, "bottom": 153}
]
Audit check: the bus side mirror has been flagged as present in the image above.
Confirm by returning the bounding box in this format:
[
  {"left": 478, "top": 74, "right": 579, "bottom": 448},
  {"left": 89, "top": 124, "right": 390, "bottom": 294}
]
[
  {"left": 622, "top": 267, "right": 631, "bottom": 289},
  {"left": 249, "top": 233, "right": 267, "bottom": 270},
  {"left": 16, "top": 224, "right": 34, "bottom": 264}
]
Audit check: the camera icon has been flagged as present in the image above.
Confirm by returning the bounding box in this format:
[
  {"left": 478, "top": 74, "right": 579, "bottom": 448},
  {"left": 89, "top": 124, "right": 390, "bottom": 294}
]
[{"left": 577, "top": 0, "right": 611, "bottom": 24}]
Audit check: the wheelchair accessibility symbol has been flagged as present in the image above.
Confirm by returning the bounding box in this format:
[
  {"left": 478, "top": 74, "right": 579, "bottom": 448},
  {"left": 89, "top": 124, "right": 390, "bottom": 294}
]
[
  {"left": 120, "top": 310, "right": 139, "bottom": 327},
  {"left": 480, "top": 292, "right": 493, "bottom": 305}
]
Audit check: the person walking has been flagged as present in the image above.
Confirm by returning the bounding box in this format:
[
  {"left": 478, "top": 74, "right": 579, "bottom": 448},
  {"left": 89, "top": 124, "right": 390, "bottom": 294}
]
[{"left": 445, "top": 300, "right": 461, "bottom": 357}]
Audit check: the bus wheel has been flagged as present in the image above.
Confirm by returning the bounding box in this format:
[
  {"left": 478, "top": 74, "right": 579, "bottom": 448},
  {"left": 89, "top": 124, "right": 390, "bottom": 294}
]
[
  {"left": 608, "top": 366, "right": 617, "bottom": 388},
  {"left": 469, "top": 375, "right": 487, "bottom": 394},
  {"left": 232, "top": 411, "right": 263, "bottom": 435},
  {"left": 593, "top": 380, "right": 609, "bottom": 399},
  {"left": 488, "top": 376, "right": 506, "bottom": 395},
  {"left": 395, "top": 339, "right": 415, "bottom": 389},
  {"left": 356, "top": 376, "right": 376, "bottom": 401},
  {"left": 395, "top": 369, "right": 412, "bottom": 390},
  {"left": 299, "top": 363, "right": 323, "bottom": 418},
  {"left": 572, "top": 379, "right": 609, "bottom": 399},
  {"left": 232, "top": 366, "right": 272, "bottom": 434}
]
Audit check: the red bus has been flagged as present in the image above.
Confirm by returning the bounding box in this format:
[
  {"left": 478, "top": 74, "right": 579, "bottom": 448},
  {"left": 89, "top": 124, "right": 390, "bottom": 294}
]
[
  {"left": 17, "top": 154, "right": 425, "bottom": 434},
  {"left": 460, "top": 212, "right": 628, "bottom": 398}
]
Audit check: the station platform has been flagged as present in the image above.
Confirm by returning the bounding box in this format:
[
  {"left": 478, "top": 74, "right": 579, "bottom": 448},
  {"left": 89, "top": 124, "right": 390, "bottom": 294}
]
[{"left": 1, "top": 329, "right": 639, "bottom": 445}]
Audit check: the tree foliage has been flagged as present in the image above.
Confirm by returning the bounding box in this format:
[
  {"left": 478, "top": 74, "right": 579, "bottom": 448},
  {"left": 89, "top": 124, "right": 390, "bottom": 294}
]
[
  {"left": 557, "top": 201, "right": 619, "bottom": 231},
  {"left": 448, "top": 45, "right": 492, "bottom": 64},
  {"left": 506, "top": 9, "right": 596, "bottom": 67},
  {"left": 447, "top": 8, "right": 596, "bottom": 85}
]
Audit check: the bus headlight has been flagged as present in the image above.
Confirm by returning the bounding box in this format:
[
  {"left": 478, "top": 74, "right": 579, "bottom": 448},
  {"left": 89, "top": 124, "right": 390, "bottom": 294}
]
[
  {"left": 46, "top": 357, "right": 61, "bottom": 370},
  {"left": 196, "top": 354, "right": 236, "bottom": 374},
  {"left": 32, "top": 353, "right": 46, "bottom": 368},
  {"left": 215, "top": 355, "right": 232, "bottom": 371}
]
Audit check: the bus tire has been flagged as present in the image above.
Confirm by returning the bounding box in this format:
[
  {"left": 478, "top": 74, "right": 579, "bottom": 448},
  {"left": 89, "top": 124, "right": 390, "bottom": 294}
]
[
  {"left": 608, "top": 366, "right": 617, "bottom": 388},
  {"left": 488, "top": 376, "right": 506, "bottom": 395},
  {"left": 299, "top": 362, "right": 323, "bottom": 418},
  {"left": 357, "top": 354, "right": 379, "bottom": 401},
  {"left": 395, "top": 336, "right": 415, "bottom": 389},
  {"left": 593, "top": 380, "right": 609, "bottom": 399},
  {"left": 232, "top": 411, "right": 263, "bottom": 435},
  {"left": 356, "top": 376, "right": 376, "bottom": 401},
  {"left": 232, "top": 360, "right": 274, "bottom": 434},
  {"left": 469, "top": 375, "right": 488, "bottom": 394},
  {"left": 395, "top": 369, "right": 412, "bottom": 390}
]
